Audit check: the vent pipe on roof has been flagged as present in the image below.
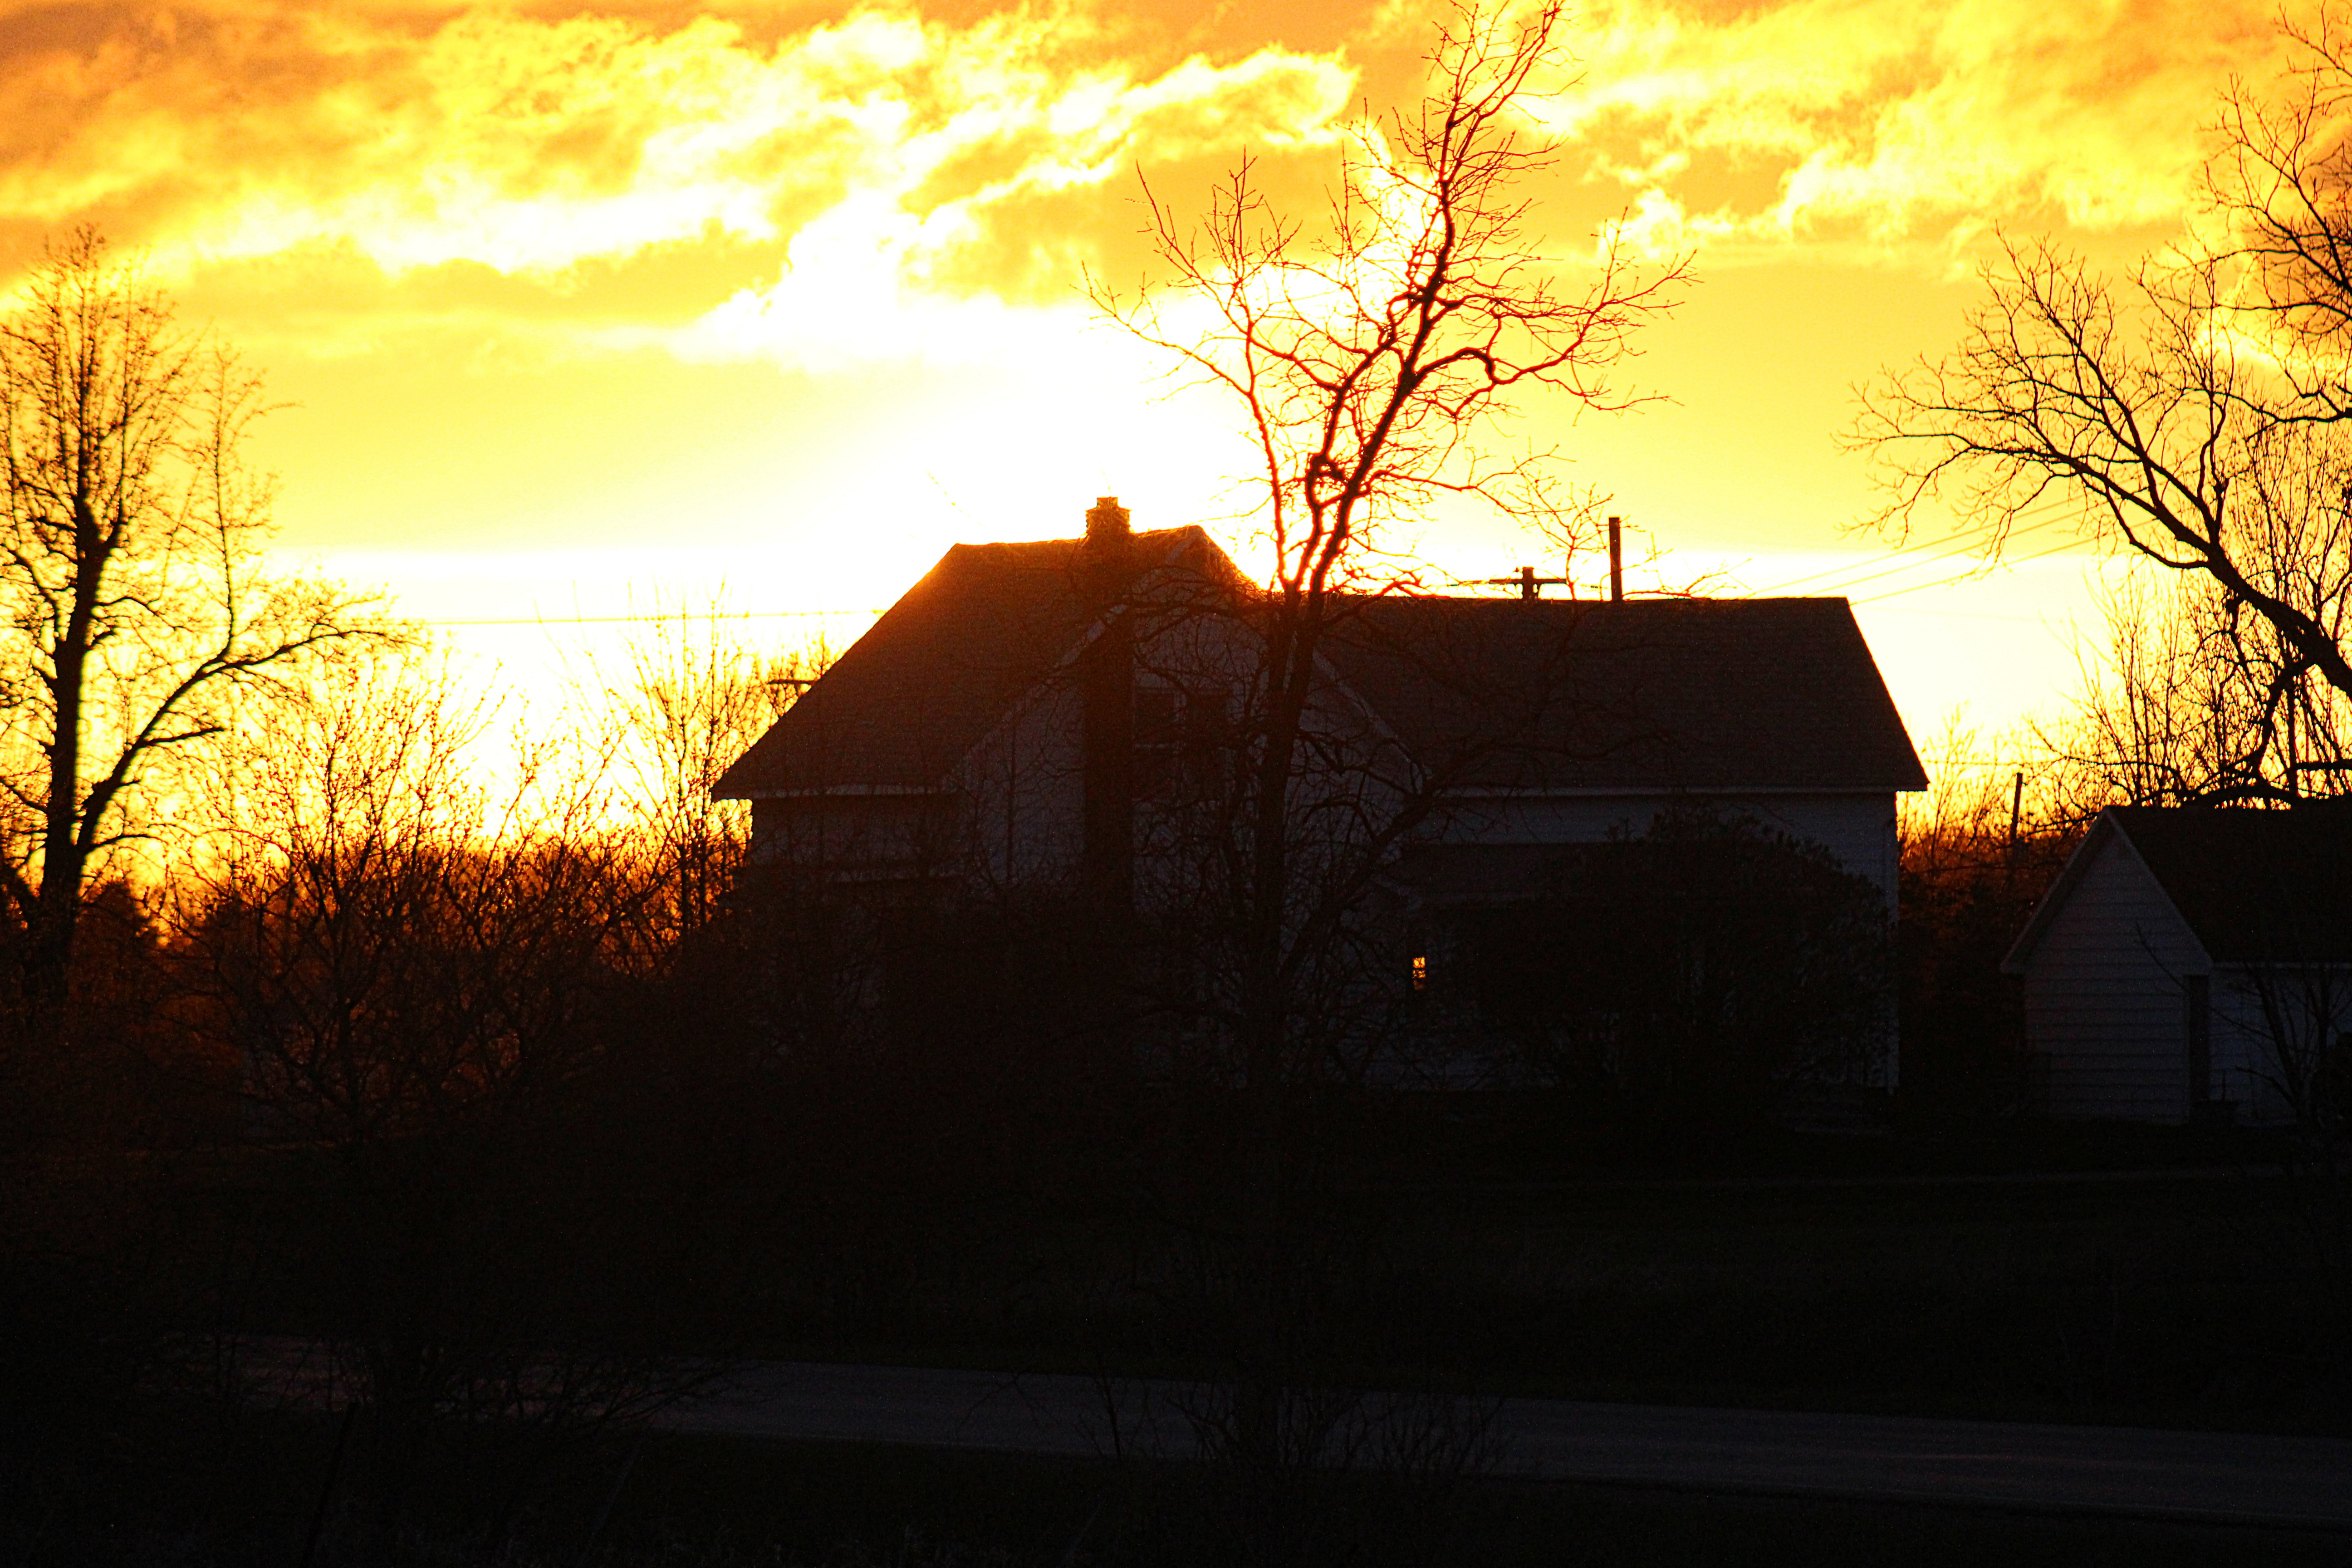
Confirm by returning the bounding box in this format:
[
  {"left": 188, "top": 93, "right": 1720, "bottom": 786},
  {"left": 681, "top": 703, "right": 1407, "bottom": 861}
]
[
  {"left": 1087, "top": 495, "right": 1132, "bottom": 547},
  {"left": 1607, "top": 515, "right": 1624, "bottom": 603}
]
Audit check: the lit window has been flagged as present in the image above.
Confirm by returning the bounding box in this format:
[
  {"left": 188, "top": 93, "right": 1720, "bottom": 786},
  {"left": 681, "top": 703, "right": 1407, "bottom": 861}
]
[{"left": 1411, "top": 954, "right": 1429, "bottom": 991}]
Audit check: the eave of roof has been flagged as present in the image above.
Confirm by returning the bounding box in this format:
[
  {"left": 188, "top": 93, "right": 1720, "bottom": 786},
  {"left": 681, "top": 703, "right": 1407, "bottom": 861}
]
[{"left": 2107, "top": 804, "right": 2352, "bottom": 963}]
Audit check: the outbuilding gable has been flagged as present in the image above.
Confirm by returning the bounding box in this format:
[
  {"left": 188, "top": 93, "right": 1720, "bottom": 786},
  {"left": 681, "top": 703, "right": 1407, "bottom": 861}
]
[
  {"left": 2000, "top": 816, "right": 2211, "bottom": 1121},
  {"left": 2003, "top": 804, "right": 2352, "bottom": 1123}
]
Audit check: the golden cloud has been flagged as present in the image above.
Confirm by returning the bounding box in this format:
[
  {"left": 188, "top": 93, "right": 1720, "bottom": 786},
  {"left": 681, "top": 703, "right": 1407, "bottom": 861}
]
[
  {"left": 1547, "top": 0, "right": 2293, "bottom": 259},
  {"left": 9, "top": 0, "right": 2273, "bottom": 370},
  {"left": 0, "top": 2, "right": 1353, "bottom": 363}
]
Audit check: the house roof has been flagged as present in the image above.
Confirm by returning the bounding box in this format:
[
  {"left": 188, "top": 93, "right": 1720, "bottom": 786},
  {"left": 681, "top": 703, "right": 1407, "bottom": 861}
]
[
  {"left": 715, "top": 526, "right": 1927, "bottom": 799},
  {"left": 2002, "top": 803, "right": 2352, "bottom": 971},
  {"left": 714, "top": 526, "right": 1227, "bottom": 796},
  {"left": 1320, "top": 595, "right": 1926, "bottom": 792}
]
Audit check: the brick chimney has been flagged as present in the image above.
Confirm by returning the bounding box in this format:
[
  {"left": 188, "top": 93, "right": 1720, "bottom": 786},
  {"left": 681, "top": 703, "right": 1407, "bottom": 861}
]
[{"left": 1086, "top": 495, "right": 1132, "bottom": 548}]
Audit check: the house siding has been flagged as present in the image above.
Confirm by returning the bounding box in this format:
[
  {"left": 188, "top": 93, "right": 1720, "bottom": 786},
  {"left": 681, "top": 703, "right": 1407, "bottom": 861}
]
[
  {"left": 2019, "top": 832, "right": 2209, "bottom": 1122},
  {"left": 1412, "top": 790, "right": 1902, "bottom": 1091},
  {"left": 1427, "top": 792, "right": 1901, "bottom": 922},
  {"left": 750, "top": 793, "right": 967, "bottom": 880},
  {"left": 966, "top": 679, "right": 1086, "bottom": 890}
]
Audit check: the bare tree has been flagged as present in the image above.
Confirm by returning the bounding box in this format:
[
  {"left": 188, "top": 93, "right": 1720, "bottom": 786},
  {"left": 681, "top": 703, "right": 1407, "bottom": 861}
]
[
  {"left": 0, "top": 228, "right": 381, "bottom": 1061},
  {"left": 2039, "top": 537, "right": 2352, "bottom": 810},
  {"left": 1089, "top": 0, "right": 1680, "bottom": 1108},
  {"left": 2195, "top": 8, "right": 2352, "bottom": 425},
  {"left": 173, "top": 652, "right": 703, "bottom": 1557},
  {"left": 1857, "top": 240, "right": 2352, "bottom": 695},
  {"left": 182, "top": 651, "right": 652, "bottom": 1139},
  {"left": 1853, "top": 17, "right": 2352, "bottom": 800},
  {"left": 1855, "top": 26, "right": 2352, "bottom": 1392},
  {"left": 1088, "top": 0, "right": 1683, "bottom": 1502},
  {"left": 575, "top": 598, "right": 826, "bottom": 950}
]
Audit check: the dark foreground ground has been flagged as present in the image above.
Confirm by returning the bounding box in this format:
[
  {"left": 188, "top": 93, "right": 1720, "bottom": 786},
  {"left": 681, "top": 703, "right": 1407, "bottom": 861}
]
[
  {"left": 22, "top": 1421, "right": 2352, "bottom": 1568},
  {"left": 710, "top": 1121, "right": 2351, "bottom": 1436},
  {"left": 11, "top": 1112, "right": 2352, "bottom": 1566},
  {"left": 672, "top": 1359, "right": 2352, "bottom": 1525}
]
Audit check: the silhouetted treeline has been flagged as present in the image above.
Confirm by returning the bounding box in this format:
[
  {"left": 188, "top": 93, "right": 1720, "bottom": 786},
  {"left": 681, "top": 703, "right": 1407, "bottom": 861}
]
[{"left": 1895, "top": 787, "right": 2078, "bottom": 1122}]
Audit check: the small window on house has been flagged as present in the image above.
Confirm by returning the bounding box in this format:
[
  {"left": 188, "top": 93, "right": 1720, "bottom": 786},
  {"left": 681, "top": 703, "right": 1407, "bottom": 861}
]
[
  {"left": 1136, "top": 683, "right": 1182, "bottom": 795},
  {"left": 1137, "top": 681, "right": 1237, "bottom": 799}
]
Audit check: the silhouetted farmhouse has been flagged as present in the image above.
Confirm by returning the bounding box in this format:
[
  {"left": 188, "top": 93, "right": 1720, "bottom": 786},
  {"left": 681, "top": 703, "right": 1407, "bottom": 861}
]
[
  {"left": 2002, "top": 804, "right": 2352, "bottom": 1125},
  {"left": 716, "top": 499, "right": 1927, "bottom": 1102}
]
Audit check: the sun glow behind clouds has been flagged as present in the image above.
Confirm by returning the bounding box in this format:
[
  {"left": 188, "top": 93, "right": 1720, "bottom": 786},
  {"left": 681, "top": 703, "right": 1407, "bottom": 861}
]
[
  {"left": 5, "top": 4, "right": 1353, "bottom": 358},
  {"left": 2, "top": 0, "right": 2325, "bottom": 756}
]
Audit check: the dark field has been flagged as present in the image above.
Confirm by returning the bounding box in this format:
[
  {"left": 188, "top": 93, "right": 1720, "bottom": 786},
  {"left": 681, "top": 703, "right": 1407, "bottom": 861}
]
[
  {"left": 9, "top": 1109, "right": 2348, "bottom": 1566},
  {"left": 705, "top": 1122, "right": 2342, "bottom": 1436}
]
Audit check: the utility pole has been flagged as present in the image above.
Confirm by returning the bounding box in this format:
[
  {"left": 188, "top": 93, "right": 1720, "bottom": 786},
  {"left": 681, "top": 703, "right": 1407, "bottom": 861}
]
[
  {"left": 1481, "top": 514, "right": 1630, "bottom": 601},
  {"left": 1480, "top": 563, "right": 1570, "bottom": 599},
  {"left": 2004, "top": 769, "right": 2024, "bottom": 896}
]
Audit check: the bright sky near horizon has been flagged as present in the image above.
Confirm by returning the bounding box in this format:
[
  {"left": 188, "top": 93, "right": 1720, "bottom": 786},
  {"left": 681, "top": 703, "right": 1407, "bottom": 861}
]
[{"left": 1, "top": 0, "right": 2306, "bottom": 765}]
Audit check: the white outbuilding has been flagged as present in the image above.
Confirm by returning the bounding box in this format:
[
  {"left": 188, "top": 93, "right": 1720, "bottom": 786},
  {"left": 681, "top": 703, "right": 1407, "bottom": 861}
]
[{"left": 2001, "top": 804, "right": 2352, "bottom": 1125}]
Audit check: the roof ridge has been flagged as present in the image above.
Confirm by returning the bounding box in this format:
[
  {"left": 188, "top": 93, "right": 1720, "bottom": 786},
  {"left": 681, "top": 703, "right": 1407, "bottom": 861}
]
[{"left": 717, "top": 529, "right": 1929, "bottom": 799}]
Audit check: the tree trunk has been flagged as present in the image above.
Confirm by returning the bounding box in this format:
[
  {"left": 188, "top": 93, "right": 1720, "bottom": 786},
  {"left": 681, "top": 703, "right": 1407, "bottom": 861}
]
[
  {"left": 1229, "top": 588, "right": 1325, "bottom": 1477},
  {"left": 16, "top": 505, "right": 102, "bottom": 1066}
]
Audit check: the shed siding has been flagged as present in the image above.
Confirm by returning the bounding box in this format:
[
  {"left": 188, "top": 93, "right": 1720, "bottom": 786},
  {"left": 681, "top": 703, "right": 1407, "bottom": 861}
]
[
  {"left": 2210, "top": 979, "right": 2283, "bottom": 1123},
  {"left": 2020, "top": 833, "right": 2209, "bottom": 1122},
  {"left": 2210, "top": 965, "right": 2352, "bottom": 1125}
]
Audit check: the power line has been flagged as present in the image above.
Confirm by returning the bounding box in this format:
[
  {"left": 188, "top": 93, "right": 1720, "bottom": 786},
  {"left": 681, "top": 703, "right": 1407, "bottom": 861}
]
[
  {"left": 1741, "top": 525, "right": 2009, "bottom": 597},
  {"left": 1747, "top": 533, "right": 2001, "bottom": 598},
  {"left": 397, "top": 512, "right": 2089, "bottom": 631},
  {"left": 1853, "top": 534, "right": 2087, "bottom": 604},
  {"left": 1780, "top": 522, "right": 2069, "bottom": 601},
  {"left": 1744, "top": 497, "right": 2078, "bottom": 599},
  {"left": 1747, "top": 523, "right": 2061, "bottom": 600},
  {"left": 1863, "top": 605, "right": 2050, "bottom": 623}
]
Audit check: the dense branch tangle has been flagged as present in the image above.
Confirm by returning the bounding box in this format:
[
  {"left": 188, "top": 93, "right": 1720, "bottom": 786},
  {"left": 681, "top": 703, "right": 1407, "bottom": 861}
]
[
  {"left": 1853, "top": 11, "right": 2352, "bottom": 806},
  {"left": 2200, "top": 10, "right": 2352, "bottom": 420},
  {"left": 1857, "top": 232, "right": 2352, "bottom": 803}
]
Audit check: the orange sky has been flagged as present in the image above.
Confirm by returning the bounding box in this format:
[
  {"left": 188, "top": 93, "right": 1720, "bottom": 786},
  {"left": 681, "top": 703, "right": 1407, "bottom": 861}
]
[{"left": 0, "top": 0, "right": 2308, "bottom": 762}]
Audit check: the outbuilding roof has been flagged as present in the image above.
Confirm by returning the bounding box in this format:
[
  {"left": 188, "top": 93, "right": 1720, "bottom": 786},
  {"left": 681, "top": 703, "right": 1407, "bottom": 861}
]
[
  {"left": 2003, "top": 803, "right": 2352, "bottom": 971},
  {"left": 715, "top": 525, "right": 1927, "bottom": 799}
]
